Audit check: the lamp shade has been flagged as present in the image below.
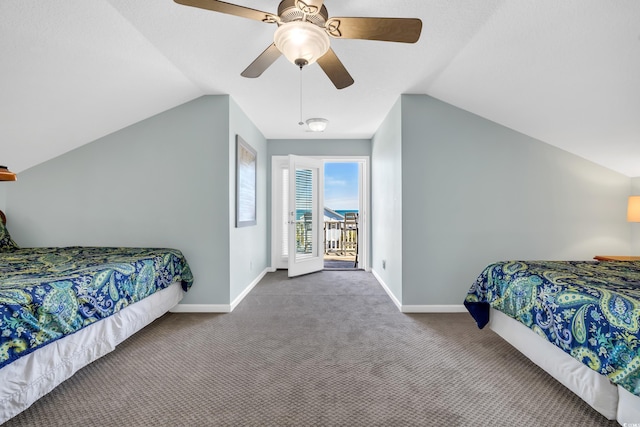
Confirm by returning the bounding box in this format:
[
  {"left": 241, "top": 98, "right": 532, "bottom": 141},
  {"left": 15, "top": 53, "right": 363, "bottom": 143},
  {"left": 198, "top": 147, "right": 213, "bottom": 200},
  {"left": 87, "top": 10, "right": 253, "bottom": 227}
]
[
  {"left": 274, "top": 21, "right": 330, "bottom": 66},
  {"left": 628, "top": 196, "right": 640, "bottom": 222},
  {"left": 0, "top": 166, "right": 16, "bottom": 182}
]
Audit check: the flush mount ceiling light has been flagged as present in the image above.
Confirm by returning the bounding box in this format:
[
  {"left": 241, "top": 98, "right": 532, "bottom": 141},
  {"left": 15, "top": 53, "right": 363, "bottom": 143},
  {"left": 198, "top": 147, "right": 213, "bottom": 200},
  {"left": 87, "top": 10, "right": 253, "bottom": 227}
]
[
  {"left": 274, "top": 21, "right": 330, "bottom": 68},
  {"left": 306, "top": 118, "right": 328, "bottom": 132},
  {"left": 0, "top": 166, "right": 16, "bottom": 182}
]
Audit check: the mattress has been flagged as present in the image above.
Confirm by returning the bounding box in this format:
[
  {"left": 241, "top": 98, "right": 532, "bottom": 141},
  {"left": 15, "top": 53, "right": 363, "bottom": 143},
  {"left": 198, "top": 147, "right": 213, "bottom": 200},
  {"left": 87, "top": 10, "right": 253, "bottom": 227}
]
[
  {"left": 0, "top": 246, "right": 193, "bottom": 369},
  {"left": 465, "top": 260, "right": 640, "bottom": 400},
  {"left": 0, "top": 281, "right": 184, "bottom": 423},
  {"left": 466, "top": 259, "right": 640, "bottom": 425},
  {"left": 0, "top": 244, "right": 193, "bottom": 423},
  {"left": 489, "top": 308, "right": 618, "bottom": 419},
  {"left": 490, "top": 308, "right": 640, "bottom": 425}
]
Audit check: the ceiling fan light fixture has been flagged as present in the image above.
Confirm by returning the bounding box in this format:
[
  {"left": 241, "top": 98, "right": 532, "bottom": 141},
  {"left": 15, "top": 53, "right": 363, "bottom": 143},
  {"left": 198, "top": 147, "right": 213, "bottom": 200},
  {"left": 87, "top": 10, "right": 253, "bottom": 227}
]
[
  {"left": 306, "top": 118, "right": 328, "bottom": 132},
  {"left": 274, "top": 21, "right": 330, "bottom": 66}
]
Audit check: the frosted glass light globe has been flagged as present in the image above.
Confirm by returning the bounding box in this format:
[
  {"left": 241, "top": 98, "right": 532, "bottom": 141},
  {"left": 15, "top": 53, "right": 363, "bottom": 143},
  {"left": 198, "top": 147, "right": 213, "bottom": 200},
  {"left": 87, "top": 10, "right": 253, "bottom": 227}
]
[{"left": 274, "top": 21, "right": 330, "bottom": 66}]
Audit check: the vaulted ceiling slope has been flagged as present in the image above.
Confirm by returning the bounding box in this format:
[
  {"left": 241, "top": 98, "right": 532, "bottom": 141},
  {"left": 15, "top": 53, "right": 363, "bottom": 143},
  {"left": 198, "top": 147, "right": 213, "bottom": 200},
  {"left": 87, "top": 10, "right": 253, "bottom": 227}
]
[{"left": 2, "top": 1, "right": 639, "bottom": 176}]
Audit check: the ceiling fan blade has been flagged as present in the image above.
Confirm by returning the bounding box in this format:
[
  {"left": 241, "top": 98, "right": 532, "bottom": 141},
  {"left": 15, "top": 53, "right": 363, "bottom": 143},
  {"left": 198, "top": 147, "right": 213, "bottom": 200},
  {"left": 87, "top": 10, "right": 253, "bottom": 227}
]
[
  {"left": 317, "top": 48, "right": 354, "bottom": 90},
  {"left": 325, "top": 17, "right": 422, "bottom": 43},
  {"left": 174, "top": 0, "right": 276, "bottom": 23},
  {"left": 294, "top": 0, "right": 324, "bottom": 15},
  {"left": 241, "top": 43, "right": 282, "bottom": 78}
]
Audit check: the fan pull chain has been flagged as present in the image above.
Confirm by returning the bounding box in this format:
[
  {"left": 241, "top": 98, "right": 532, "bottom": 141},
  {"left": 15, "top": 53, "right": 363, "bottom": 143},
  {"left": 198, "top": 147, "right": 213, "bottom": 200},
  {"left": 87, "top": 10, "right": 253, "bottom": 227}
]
[{"left": 298, "top": 65, "right": 304, "bottom": 126}]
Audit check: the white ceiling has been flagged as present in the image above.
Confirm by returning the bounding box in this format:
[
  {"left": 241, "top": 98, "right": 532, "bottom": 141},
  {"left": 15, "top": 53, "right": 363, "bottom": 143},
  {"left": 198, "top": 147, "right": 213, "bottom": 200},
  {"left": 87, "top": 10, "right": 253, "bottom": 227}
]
[{"left": 2, "top": 1, "right": 639, "bottom": 176}]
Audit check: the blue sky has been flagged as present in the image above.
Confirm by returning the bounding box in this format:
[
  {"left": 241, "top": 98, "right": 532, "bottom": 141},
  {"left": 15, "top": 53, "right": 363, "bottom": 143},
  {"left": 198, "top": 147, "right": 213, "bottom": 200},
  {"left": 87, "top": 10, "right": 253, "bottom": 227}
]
[{"left": 324, "top": 162, "right": 359, "bottom": 211}]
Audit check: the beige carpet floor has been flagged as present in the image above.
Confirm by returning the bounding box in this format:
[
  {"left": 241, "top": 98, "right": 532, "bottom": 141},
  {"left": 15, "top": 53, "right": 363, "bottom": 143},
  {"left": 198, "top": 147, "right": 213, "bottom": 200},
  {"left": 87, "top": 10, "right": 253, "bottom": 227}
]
[{"left": 4, "top": 270, "right": 619, "bottom": 426}]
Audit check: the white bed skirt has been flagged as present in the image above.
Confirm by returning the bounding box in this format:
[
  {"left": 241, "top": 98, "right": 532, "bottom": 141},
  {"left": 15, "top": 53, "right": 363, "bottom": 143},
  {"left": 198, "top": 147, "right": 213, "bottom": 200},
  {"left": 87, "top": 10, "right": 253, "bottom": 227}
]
[
  {"left": 617, "top": 386, "right": 640, "bottom": 425},
  {"left": 489, "top": 308, "right": 640, "bottom": 425},
  {"left": 0, "top": 282, "right": 185, "bottom": 424},
  {"left": 488, "top": 308, "right": 619, "bottom": 420}
]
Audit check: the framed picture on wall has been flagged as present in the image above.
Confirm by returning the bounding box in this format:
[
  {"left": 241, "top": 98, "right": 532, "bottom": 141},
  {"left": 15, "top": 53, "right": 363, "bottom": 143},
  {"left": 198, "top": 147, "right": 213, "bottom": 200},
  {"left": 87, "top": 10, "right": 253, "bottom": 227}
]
[{"left": 236, "top": 135, "right": 257, "bottom": 227}]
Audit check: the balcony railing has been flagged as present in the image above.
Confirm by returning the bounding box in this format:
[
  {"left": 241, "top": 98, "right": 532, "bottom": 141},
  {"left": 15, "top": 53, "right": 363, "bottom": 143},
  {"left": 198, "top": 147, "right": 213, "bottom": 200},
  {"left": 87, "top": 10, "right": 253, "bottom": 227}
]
[
  {"left": 323, "top": 220, "right": 357, "bottom": 256},
  {"left": 294, "top": 213, "right": 359, "bottom": 264}
]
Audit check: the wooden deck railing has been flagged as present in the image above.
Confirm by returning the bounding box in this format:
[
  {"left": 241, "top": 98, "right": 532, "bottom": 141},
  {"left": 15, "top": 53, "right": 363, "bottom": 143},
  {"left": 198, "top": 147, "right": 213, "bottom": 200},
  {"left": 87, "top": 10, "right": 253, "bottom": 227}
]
[
  {"left": 294, "top": 214, "right": 359, "bottom": 257},
  {"left": 323, "top": 220, "right": 358, "bottom": 255}
]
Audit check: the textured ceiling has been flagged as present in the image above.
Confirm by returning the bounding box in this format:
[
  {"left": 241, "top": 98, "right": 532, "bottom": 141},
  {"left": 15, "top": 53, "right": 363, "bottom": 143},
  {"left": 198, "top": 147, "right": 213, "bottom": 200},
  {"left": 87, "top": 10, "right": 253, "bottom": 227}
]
[{"left": 2, "top": 1, "right": 639, "bottom": 176}]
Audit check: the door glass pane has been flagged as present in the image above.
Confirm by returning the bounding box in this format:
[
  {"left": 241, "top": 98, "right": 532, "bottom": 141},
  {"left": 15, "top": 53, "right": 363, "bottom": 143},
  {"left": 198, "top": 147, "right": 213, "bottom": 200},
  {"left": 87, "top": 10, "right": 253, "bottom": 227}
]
[{"left": 295, "top": 168, "right": 314, "bottom": 258}]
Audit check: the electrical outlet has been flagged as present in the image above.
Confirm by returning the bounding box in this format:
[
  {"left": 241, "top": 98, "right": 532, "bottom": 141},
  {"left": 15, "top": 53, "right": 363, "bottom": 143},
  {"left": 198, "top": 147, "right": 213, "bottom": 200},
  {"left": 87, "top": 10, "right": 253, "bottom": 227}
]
[{"left": 382, "top": 260, "right": 386, "bottom": 269}]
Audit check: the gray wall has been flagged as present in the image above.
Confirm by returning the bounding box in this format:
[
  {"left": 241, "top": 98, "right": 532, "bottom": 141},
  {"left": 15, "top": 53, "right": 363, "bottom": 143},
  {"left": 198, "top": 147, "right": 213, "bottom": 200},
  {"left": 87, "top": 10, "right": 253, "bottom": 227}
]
[
  {"left": 3, "top": 92, "right": 635, "bottom": 309},
  {"left": 6, "top": 95, "right": 268, "bottom": 307},
  {"left": 370, "top": 99, "right": 403, "bottom": 301},
  {"left": 397, "top": 94, "right": 631, "bottom": 306},
  {"left": 229, "top": 99, "right": 268, "bottom": 302},
  {"left": 266, "top": 138, "right": 372, "bottom": 267}
]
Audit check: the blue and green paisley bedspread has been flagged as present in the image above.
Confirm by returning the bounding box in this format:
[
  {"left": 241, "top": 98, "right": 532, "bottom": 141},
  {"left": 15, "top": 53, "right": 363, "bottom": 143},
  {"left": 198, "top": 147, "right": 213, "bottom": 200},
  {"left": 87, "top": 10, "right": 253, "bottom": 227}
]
[
  {"left": 464, "top": 260, "right": 640, "bottom": 398},
  {"left": 0, "top": 246, "right": 193, "bottom": 369}
]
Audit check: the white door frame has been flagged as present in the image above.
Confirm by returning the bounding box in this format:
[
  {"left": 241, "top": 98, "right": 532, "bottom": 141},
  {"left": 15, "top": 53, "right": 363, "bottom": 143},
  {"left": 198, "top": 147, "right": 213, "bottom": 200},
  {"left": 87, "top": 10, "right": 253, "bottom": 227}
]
[{"left": 271, "top": 155, "right": 370, "bottom": 271}]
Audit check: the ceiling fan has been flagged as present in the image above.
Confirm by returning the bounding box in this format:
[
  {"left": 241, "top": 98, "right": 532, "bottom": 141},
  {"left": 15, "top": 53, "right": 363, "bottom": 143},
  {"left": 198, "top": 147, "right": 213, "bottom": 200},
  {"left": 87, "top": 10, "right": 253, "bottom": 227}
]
[{"left": 174, "top": 0, "right": 422, "bottom": 89}]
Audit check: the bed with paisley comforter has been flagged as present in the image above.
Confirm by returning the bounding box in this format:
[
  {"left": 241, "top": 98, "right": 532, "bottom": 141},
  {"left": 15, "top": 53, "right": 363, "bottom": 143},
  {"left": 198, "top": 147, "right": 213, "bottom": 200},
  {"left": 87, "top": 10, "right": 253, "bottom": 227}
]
[
  {"left": 0, "top": 211, "right": 193, "bottom": 423},
  {"left": 464, "top": 260, "right": 640, "bottom": 425}
]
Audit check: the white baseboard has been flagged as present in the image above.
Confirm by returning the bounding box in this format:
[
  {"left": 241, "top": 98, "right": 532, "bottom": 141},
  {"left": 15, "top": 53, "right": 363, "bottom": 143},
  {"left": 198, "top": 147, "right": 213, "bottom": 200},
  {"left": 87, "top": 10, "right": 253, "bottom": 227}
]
[
  {"left": 370, "top": 269, "right": 468, "bottom": 314},
  {"left": 371, "top": 268, "right": 401, "bottom": 311},
  {"left": 401, "top": 305, "right": 467, "bottom": 313},
  {"left": 230, "top": 267, "right": 272, "bottom": 311},
  {"left": 172, "top": 268, "right": 466, "bottom": 314},
  {"left": 170, "top": 267, "right": 274, "bottom": 314}
]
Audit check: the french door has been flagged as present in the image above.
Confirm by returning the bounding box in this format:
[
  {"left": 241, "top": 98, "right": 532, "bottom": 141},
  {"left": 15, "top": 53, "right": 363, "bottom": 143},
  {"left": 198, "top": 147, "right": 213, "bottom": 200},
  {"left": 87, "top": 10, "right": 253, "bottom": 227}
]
[
  {"left": 271, "top": 155, "right": 368, "bottom": 274},
  {"left": 287, "top": 155, "right": 324, "bottom": 277}
]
